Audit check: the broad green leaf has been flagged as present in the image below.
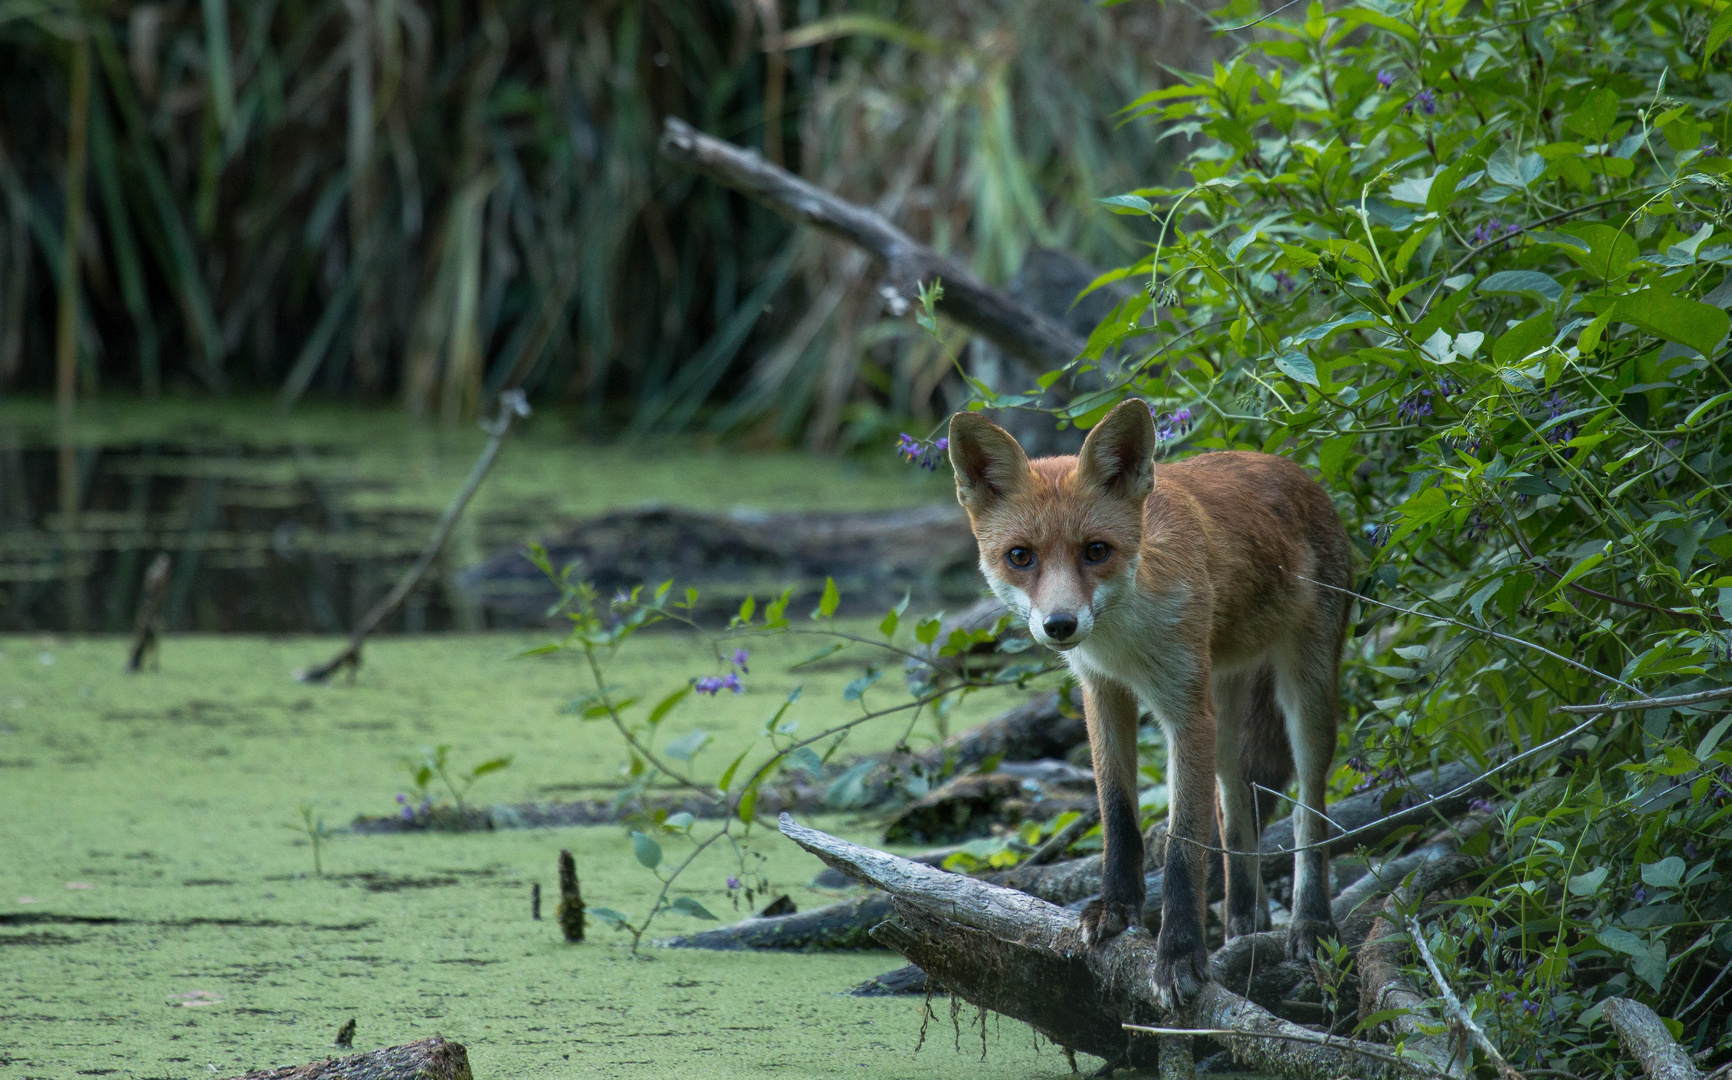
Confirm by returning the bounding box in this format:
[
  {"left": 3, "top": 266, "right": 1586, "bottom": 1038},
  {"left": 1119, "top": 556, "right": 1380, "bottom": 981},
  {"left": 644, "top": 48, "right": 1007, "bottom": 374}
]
[
  {"left": 1581, "top": 289, "right": 1731, "bottom": 357},
  {"left": 646, "top": 686, "right": 691, "bottom": 727},
  {"left": 813, "top": 577, "right": 840, "bottom": 620},
  {"left": 1098, "top": 194, "right": 1154, "bottom": 214},
  {"left": 631, "top": 831, "right": 663, "bottom": 869},
  {"left": 588, "top": 906, "right": 631, "bottom": 929},
  {"left": 1554, "top": 223, "right": 1638, "bottom": 280},
  {"left": 1567, "top": 866, "right": 1608, "bottom": 895},
  {"left": 1710, "top": 5, "right": 1732, "bottom": 56},
  {"left": 1640, "top": 857, "right": 1685, "bottom": 890},
  {"left": 1273, "top": 352, "right": 1318, "bottom": 387},
  {"left": 1479, "top": 270, "right": 1563, "bottom": 304},
  {"left": 1492, "top": 313, "right": 1554, "bottom": 365},
  {"left": 669, "top": 896, "right": 719, "bottom": 921},
  {"left": 843, "top": 668, "right": 883, "bottom": 701},
  {"left": 468, "top": 757, "right": 512, "bottom": 779},
  {"left": 662, "top": 730, "right": 712, "bottom": 762},
  {"left": 1565, "top": 87, "right": 1620, "bottom": 141}
]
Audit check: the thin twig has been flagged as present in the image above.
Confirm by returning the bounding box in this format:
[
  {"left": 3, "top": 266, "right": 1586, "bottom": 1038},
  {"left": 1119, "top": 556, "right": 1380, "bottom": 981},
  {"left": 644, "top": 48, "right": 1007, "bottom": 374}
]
[
  {"left": 1558, "top": 685, "right": 1732, "bottom": 714},
  {"left": 296, "top": 390, "right": 531, "bottom": 683},
  {"left": 1404, "top": 914, "right": 1527, "bottom": 1080},
  {"left": 1023, "top": 806, "right": 1099, "bottom": 867}
]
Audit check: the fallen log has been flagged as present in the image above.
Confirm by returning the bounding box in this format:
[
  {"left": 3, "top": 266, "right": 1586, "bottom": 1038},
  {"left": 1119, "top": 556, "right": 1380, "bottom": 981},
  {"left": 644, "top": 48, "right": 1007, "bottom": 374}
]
[
  {"left": 655, "top": 893, "right": 891, "bottom": 951},
  {"left": 1604, "top": 998, "right": 1702, "bottom": 1080},
  {"left": 780, "top": 813, "right": 1450, "bottom": 1079},
  {"left": 221, "top": 1037, "right": 471, "bottom": 1080},
  {"left": 660, "top": 118, "right": 1085, "bottom": 377},
  {"left": 849, "top": 963, "right": 930, "bottom": 996}
]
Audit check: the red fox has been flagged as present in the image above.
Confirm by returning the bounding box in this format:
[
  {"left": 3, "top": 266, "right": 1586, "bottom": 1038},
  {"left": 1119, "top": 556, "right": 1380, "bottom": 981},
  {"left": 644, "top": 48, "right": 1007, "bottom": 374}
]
[{"left": 948, "top": 398, "right": 1351, "bottom": 1006}]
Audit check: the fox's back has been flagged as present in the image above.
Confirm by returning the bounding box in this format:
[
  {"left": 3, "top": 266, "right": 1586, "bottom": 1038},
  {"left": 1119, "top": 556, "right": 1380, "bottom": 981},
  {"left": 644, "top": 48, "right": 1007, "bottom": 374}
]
[{"left": 1145, "top": 451, "right": 1351, "bottom": 664}]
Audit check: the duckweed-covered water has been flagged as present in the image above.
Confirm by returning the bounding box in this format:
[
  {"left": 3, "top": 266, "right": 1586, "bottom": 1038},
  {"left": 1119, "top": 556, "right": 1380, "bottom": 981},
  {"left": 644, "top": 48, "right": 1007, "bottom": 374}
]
[{"left": 0, "top": 631, "right": 1098, "bottom": 1079}]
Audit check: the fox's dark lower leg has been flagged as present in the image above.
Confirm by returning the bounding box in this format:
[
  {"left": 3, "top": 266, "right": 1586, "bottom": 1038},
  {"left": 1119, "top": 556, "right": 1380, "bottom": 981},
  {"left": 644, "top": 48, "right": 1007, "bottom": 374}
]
[
  {"left": 1154, "top": 710, "right": 1214, "bottom": 1008},
  {"left": 1078, "top": 679, "right": 1145, "bottom": 945}
]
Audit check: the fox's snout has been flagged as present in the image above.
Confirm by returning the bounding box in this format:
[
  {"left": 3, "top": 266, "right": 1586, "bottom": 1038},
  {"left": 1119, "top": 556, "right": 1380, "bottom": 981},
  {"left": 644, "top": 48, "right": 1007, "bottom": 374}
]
[{"left": 1042, "top": 612, "right": 1078, "bottom": 641}]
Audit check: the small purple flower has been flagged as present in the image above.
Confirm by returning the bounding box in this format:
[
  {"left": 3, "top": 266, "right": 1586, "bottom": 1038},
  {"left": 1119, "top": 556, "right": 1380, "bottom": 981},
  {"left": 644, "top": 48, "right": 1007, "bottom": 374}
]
[
  {"left": 726, "top": 875, "right": 741, "bottom": 891},
  {"left": 1466, "top": 509, "right": 1493, "bottom": 541},
  {"left": 1397, "top": 388, "right": 1434, "bottom": 423},
  {"left": 1365, "top": 522, "right": 1394, "bottom": 548},
  {"left": 1470, "top": 798, "right": 1495, "bottom": 814},
  {"left": 1403, "top": 87, "right": 1438, "bottom": 116},
  {"left": 732, "top": 648, "right": 750, "bottom": 672},
  {"left": 1272, "top": 270, "right": 1297, "bottom": 294},
  {"left": 694, "top": 672, "right": 744, "bottom": 695},
  {"left": 896, "top": 433, "right": 948, "bottom": 471},
  {"left": 1632, "top": 887, "right": 1648, "bottom": 904},
  {"left": 1685, "top": 842, "right": 1699, "bottom": 859},
  {"left": 1523, "top": 1000, "right": 1541, "bottom": 1017},
  {"left": 1150, "top": 406, "right": 1194, "bottom": 446},
  {"left": 397, "top": 793, "right": 414, "bottom": 820},
  {"left": 1377, "top": 70, "right": 1395, "bottom": 90},
  {"left": 1436, "top": 377, "right": 1465, "bottom": 398},
  {"left": 1544, "top": 392, "right": 1570, "bottom": 420}
]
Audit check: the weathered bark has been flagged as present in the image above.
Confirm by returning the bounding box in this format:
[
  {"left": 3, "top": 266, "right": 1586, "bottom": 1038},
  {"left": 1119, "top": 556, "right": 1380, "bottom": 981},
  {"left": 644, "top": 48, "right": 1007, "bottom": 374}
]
[
  {"left": 781, "top": 814, "right": 1446, "bottom": 1079},
  {"left": 655, "top": 893, "right": 891, "bottom": 951},
  {"left": 222, "top": 1037, "right": 471, "bottom": 1080},
  {"left": 1604, "top": 998, "right": 1703, "bottom": 1080},
  {"left": 660, "top": 118, "right": 1086, "bottom": 376}
]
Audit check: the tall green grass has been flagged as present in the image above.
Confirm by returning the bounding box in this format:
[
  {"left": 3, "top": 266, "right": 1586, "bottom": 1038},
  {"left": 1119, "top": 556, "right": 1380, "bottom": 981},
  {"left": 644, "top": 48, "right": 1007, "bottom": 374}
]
[{"left": 0, "top": 1, "right": 1225, "bottom": 442}]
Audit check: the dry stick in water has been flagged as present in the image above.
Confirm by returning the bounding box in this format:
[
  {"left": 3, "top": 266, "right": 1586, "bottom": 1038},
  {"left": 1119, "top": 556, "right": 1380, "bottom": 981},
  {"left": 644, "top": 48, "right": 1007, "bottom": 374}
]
[
  {"left": 1404, "top": 914, "right": 1525, "bottom": 1080},
  {"left": 126, "top": 552, "right": 172, "bottom": 672},
  {"left": 1602, "top": 997, "right": 1704, "bottom": 1080},
  {"left": 296, "top": 391, "right": 531, "bottom": 683}
]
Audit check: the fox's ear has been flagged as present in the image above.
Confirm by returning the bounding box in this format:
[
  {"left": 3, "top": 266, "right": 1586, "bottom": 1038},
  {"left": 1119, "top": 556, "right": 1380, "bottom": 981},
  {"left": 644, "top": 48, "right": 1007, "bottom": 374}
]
[
  {"left": 948, "top": 412, "right": 1032, "bottom": 513},
  {"left": 1077, "top": 398, "right": 1155, "bottom": 503}
]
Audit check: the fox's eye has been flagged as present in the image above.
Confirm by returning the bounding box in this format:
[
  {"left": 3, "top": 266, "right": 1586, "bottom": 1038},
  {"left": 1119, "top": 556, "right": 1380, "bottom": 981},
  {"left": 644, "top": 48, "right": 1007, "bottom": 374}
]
[
  {"left": 1083, "top": 542, "right": 1110, "bottom": 563},
  {"left": 1006, "top": 547, "right": 1035, "bottom": 569}
]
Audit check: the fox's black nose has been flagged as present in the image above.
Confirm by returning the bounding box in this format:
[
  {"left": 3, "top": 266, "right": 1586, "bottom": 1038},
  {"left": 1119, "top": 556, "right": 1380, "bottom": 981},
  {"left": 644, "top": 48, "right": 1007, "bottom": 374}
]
[{"left": 1043, "top": 613, "right": 1079, "bottom": 641}]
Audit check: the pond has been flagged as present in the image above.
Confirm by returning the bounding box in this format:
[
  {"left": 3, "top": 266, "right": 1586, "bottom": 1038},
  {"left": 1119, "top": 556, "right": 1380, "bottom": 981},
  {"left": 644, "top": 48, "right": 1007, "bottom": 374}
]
[
  {"left": 2, "top": 401, "right": 1106, "bottom": 1078},
  {"left": 0, "top": 399, "right": 958, "bottom": 634}
]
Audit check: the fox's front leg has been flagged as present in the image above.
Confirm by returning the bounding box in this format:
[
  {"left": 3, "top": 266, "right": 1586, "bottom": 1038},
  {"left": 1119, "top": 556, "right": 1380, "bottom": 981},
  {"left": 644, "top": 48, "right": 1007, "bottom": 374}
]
[
  {"left": 1153, "top": 690, "right": 1216, "bottom": 1009},
  {"left": 1077, "top": 679, "right": 1145, "bottom": 946}
]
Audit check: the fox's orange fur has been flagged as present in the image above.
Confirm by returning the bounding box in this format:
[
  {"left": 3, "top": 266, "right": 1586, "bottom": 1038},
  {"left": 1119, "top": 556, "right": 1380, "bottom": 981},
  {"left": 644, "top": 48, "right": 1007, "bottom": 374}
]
[{"left": 949, "top": 399, "right": 1351, "bottom": 1007}]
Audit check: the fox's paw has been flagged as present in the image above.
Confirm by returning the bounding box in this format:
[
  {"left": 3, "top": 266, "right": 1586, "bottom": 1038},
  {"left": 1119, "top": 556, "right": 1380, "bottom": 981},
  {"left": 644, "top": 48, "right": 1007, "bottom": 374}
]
[
  {"left": 1151, "top": 933, "right": 1210, "bottom": 1010},
  {"left": 1078, "top": 899, "right": 1141, "bottom": 947},
  {"left": 1285, "top": 917, "right": 1339, "bottom": 961}
]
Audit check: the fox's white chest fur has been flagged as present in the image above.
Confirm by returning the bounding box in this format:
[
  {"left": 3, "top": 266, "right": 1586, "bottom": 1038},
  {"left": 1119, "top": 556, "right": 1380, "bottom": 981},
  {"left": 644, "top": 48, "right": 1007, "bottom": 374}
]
[{"left": 1064, "top": 574, "right": 1200, "bottom": 728}]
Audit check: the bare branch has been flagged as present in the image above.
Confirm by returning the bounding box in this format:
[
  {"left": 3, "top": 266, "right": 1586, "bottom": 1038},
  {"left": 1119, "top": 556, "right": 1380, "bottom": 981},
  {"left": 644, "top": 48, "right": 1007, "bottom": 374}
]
[{"left": 659, "top": 117, "right": 1085, "bottom": 376}]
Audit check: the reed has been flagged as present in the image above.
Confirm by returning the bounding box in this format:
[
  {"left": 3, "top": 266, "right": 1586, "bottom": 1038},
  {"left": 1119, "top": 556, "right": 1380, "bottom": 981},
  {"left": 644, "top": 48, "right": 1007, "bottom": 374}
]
[{"left": 0, "top": 0, "right": 1222, "bottom": 442}]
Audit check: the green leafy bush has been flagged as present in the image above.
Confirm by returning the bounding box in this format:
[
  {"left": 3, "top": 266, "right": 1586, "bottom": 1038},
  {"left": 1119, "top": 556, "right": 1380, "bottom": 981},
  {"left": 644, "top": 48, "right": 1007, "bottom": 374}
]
[{"left": 982, "top": 0, "right": 1732, "bottom": 1071}]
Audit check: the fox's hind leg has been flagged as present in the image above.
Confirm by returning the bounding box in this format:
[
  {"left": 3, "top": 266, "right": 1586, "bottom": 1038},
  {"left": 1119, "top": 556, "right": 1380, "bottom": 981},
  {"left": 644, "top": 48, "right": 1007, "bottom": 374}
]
[
  {"left": 1212, "top": 670, "right": 1263, "bottom": 939},
  {"left": 1216, "top": 665, "right": 1292, "bottom": 938},
  {"left": 1273, "top": 630, "right": 1342, "bottom": 960}
]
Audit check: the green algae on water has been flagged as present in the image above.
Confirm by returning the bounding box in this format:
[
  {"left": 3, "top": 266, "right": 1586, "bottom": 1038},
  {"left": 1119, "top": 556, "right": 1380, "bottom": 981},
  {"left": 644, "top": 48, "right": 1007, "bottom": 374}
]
[{"left": 0, "top": 632, "right": 1094, "bottom": 1079}]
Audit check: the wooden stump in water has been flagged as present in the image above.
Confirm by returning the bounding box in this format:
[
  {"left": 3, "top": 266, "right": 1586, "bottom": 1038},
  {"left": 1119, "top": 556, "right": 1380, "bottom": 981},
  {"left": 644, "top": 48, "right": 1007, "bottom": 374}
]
[{"left": 556, "top": 850, "right": 584, "bottom": 943}]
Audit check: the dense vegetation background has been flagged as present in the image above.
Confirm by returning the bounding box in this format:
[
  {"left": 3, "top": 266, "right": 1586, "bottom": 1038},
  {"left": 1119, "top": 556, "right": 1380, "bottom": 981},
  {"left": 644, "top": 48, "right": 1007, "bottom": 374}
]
[{"left": 0, "top": 0, "right": 1218, "bottom": 447}]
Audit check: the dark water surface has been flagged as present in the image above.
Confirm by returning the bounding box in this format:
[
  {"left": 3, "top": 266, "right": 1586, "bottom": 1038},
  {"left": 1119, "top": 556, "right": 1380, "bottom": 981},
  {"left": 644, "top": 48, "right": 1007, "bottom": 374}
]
[{"left": 0, "top": 400, "right": 950, "bottom": 633}]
